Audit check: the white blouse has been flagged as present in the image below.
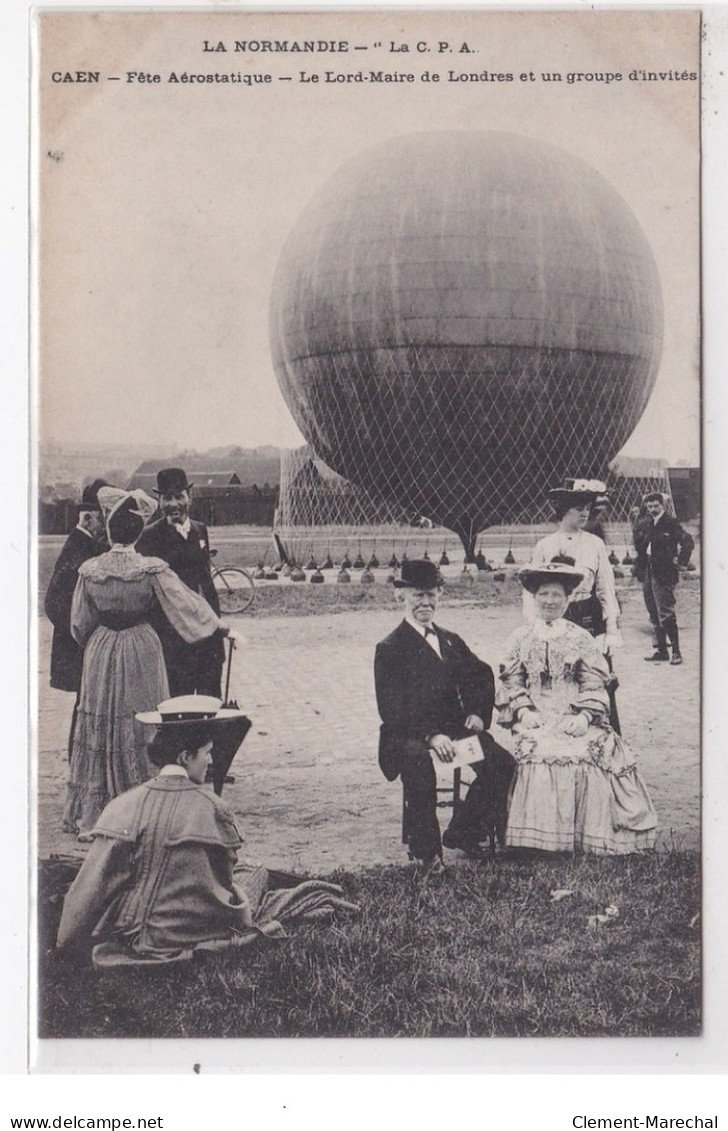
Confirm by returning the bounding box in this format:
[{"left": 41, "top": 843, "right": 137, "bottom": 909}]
[{"left": 522, "top": 529, "right": 620, "bottom": 632}]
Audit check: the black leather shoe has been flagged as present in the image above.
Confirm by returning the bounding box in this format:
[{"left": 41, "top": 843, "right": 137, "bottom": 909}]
[
  {"left": 442, "top": 830, "right": 492, "bottom": 858},
  {"left": 644, "top": 651, "right": 669, "bottom": 662}
]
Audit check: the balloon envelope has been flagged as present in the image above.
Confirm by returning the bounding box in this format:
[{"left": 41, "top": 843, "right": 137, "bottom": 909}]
[{"left": 269, "top": 131, "right": 663, "bottom": 551}]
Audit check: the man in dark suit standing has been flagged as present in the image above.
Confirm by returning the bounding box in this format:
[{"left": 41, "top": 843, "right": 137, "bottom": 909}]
[
  {"left": 634, "top": 492, "right": 695, "bottom": 665},
  {"left": 136, "top": 467, "right": 224, "bottom": 696},
  {"left": 44, "top": 479, "right": 108, "bottom": 766},
  {"left": 374, "top": 559, "right": 515, "bottom": 872}
]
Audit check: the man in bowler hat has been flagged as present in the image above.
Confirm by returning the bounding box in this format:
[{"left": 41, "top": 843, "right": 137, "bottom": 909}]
[
  {"left": 374, "top": 559, "right": 515, "bottom": 872},
  {"left": 45, "top": 480, "right": 109, "bottom": 769},
  {"left": 136, "top": 468, "right": 224, "bottom": 696}
]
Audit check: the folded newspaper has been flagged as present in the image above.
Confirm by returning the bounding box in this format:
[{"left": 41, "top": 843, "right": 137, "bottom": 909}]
[{"left": 430, "top": 734, "right": 484, "bottom": 776}]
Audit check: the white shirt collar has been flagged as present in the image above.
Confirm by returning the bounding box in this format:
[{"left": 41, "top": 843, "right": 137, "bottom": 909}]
[
  {"left": 405, "top": 616, "right": 436, "bottom": 637},
  {"left": 167, "top": 517, "right": 192, "bottom": 538},
  {"left": 405, "top": 617, "right": 441, "bottom": 656},
  {"left": 158, "top": 764, "right": 188, "bottom": 777}
]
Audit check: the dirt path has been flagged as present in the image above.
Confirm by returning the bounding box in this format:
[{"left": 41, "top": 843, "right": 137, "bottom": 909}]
[{"left": 36, "top": 583, "right": 700, "bottom": 873}]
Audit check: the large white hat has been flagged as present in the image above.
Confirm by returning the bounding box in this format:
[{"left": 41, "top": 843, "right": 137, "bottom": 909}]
[
  {"left": 136, "top": 695, "right": 246, "bottom": 726},
  {"left": 517, "top": 562, "right": 584, "bottom": 596},
  {"left": 547, "top": 477, "right": 608, "bottom": 506},
  {"left": 98, "top": 486, "right": 158, "bottom": 524}
]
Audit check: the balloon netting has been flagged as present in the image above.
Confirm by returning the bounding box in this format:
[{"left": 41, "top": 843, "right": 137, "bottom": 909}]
[
  {"left": 277, "top": 342, "right": 656, "bottom": 541},
  {"left": 275, "top": 445, "right": 672, "bottom": 567}
]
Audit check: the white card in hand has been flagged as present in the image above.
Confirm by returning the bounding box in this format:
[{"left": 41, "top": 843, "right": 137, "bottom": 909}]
[{"left": 430, "top": 734, "right": 484, "bottom": 775}]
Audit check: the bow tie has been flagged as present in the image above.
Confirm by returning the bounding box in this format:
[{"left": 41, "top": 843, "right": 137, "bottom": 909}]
[{"left": 424, "top": 627, "right": 437, "bottom": 638}]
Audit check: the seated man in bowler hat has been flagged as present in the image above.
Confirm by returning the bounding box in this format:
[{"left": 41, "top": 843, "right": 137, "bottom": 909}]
[
  {"left": 136, "top": 467, "right": 225, "bottom": 696},
  {"left": 374, "top": 559, "right": 515, "bottom": 873}
]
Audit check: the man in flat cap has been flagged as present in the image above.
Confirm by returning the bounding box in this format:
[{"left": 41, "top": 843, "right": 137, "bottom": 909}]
[
  {"left": 136, "top": 467, "right": 224, "bottom": 696},
  {"left": 44, "top": 479, "right": 108, "bottom": 775},
  {"left": 634, "top": 492, "right": 694, "bottom": 665},
  {"left": 374, "top": 559, "right": 515, "bottom": 873}
]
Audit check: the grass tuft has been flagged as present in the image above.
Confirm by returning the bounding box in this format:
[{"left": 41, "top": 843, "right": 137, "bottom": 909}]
[{"left": 39, "top": 850, "right": 700, "bottom": 1040}]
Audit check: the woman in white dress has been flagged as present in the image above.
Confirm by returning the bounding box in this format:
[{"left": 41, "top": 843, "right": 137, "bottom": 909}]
[
  {"left": 500, "top": 563, "right": 657, "bottom": 855},
  {"left": 64, "top": 487, "right": 233, "bottom": 837},
  {"left": 525, "top": 477, "right": 622, "bottom": 730}
]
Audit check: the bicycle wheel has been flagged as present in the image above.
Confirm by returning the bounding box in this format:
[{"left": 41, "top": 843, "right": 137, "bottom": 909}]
[{"left": 213, "top": 567, "right": 255, "bottom": 614}]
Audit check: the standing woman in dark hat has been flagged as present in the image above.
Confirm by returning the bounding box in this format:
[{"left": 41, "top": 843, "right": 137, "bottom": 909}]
[
  {"left": 64, "top": 488, "right": 234, "bottom": 839},
  {"left": 526, "top": 477, "right": 622, "bottom": 730},
  {"left": 500, "top": 564, "right": 657, "bottom": 855}
]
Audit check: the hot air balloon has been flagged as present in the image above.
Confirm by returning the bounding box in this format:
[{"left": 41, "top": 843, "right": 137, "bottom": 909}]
[{"left": 269, "top": 131, "right": 663, "bottom": 559}]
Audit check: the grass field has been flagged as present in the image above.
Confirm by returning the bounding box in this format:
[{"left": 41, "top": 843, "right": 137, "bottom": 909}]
[{"left": 39, "top": 850, "right": 700, "bottom": 1040}]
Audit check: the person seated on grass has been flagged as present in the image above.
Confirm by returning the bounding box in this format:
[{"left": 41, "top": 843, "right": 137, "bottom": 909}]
[
  {"left": 374, "top": 558, "right": 515, "bottom": 874},
  {"left": 499, "top": 563, "right": 658, "bottom": 855},
  {"left": 56, "top": 696, "right": 254, "bottom": 965}
]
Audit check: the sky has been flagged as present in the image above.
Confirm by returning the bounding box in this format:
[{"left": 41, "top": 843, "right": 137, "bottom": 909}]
[{"left": 37, "top": 9, "right": 700, "bottom": 463}]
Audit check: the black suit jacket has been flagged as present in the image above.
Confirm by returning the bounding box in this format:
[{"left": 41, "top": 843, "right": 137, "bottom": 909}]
[
  {"left": 136, "top": 517, "right": 224, "bottom": 676},
  {"left": 44, "top": 528, "right": 103, "bottom": 691},
  {"left": 374, "top": 620, "right": 496, "bottom": 782},
  {"left": 634, "top": 513, "right": 695, "bottom": 586},
  {"left": 136, "top": 518, "right": 220, "bottom": 612}
]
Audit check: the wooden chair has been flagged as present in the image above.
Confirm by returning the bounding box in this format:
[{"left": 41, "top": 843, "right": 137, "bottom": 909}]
[{"left": 401, "top": 766, "right": 476, "bottom": 844}]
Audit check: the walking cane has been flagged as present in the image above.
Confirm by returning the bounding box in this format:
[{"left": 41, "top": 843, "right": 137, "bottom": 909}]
[
  {"left": 223, "top": 633, "right": 237, "bottom": 707},
  {"left": 212, "top": 634, "right": 251, "bottom": 796}
]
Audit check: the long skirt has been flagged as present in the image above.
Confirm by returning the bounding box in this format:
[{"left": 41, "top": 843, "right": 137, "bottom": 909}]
[
  {"left": 505, "top": 722, "right": 657, "bottom": 855},
  {"left": 64, "top": 622, "right": 168, "bottom": 830}
]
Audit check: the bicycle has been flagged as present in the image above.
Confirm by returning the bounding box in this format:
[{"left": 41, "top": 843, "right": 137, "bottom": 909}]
[{"left": 209, "top": 549, "right": 256, "bottom": 614}]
